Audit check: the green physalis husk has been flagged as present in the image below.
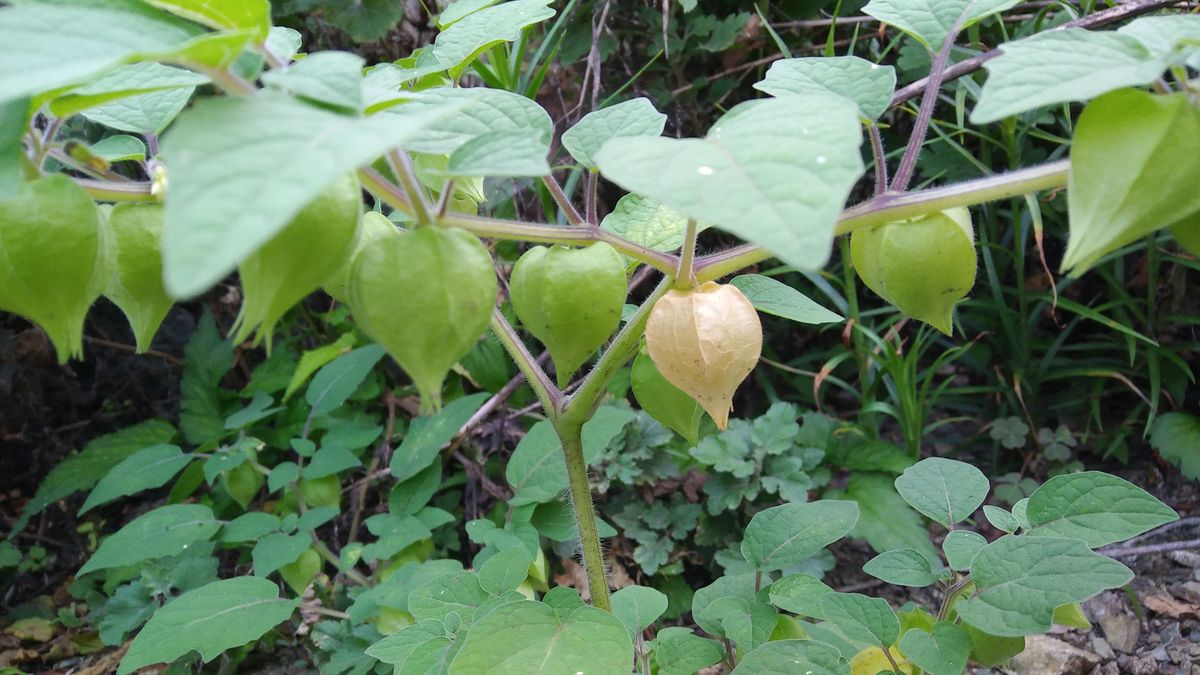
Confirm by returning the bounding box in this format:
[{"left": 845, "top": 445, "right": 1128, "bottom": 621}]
[
  {"left": 233, "top": 174, "right": 362, "bottom": 349},
  {"left": 0, "top": 175, "right": 108, "bottom": 363},
  {"left": 349, "top": 225, "right": 497, "bottom": 413},
  {"left": 324, "top": 210, "right": 396, "bottom": 304},
  {"left": 104, "top": 203, "right": 174, "bottom": 353},
  {"left": 509, "top": 242, "right": 627, "bottom": 387},
  {"left": 1170, "top": 209, "right": 1200, "bottom": 257},
  {"left": 850, "top": 207, "right": 977, "bottom": 335}
]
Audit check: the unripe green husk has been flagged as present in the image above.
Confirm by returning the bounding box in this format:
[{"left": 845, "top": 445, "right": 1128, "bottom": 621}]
[
  {"left": 324, "top": 211, "right": 397, "bottom": 304},
  {"left": 510, "top": 243, "right": 627, "bottom": 387},
  {"left": 349, "top": 225, "right": 497, "bottom": 413},
  {"left": 104, "top": 203, "right": 174, "bottom": 353}
]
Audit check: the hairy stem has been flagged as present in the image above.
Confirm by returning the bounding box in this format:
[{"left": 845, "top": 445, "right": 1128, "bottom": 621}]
[
  {"left": 675, "top": 219, "right": 698, "bottom": 289},
  {"left": 542, "top": 174, "right": 585, "bottom": 225},
  {"left": 694, "top": 159, "right": 1069, "bottom": 281},
  {"left": 555, "top": 420, "right": 611, "bottom": 611},
  {"left": 891, "top": 20, "right": 963, "bottom": 192},
  {"left": 386, "top": 150, "right": 433, "bottom": 225},
  {"left": 489, "top": 308, "right": 560, "bottom": 415}
]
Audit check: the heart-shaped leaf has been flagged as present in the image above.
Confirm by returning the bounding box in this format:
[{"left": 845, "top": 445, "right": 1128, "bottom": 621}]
[
  {"left": 753, "top": 56, "right": 895, "bottom": 120},
  {"left": 898, "top": 622, "right": 972, "bottom": 675},
  {"left": 596, "top": 95, "right": 864, "bottom": 272}
]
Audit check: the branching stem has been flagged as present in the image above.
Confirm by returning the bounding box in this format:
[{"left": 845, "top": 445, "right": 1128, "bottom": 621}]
[{"left": 675, "top": 219, "right": 698, "bottom": 289}]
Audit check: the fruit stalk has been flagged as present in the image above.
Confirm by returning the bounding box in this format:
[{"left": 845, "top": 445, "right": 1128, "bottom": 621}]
[{"left": 674, "top": 218, "right": 698, "bottom": 290}]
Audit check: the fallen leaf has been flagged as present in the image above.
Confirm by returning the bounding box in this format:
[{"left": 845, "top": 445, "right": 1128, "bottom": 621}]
[{"left": 1142, "top": 594, "right": 1199, "bottom": 619}]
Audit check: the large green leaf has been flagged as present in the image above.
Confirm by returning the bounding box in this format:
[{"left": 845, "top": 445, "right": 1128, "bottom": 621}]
[
  {"left": 79, "top": 504, "right": 221, "bottom": 576},
  {"left": 143, "top": 0, "right": 271, "bottom": 39},
  {"left": 562, "top": 97, "right": 667, "bottom": 169},
  {"left": 819, "top": 592, "right": 899, "bottom": 646},
  {"left": 447, "top": 129, "right": 550, "bottom": 177},
  {"left": 829, "top": 472, "right": 940, "bottom": 563},
  {"left": 82, "top": 87, "right": 196, "bottom": 134},
  {"left": 80, "top": 444, "right": 192, "bottom": 515},
  {"left": 13, "top": 419, "right": 176, "bottom": 534},
  {"left": 731, "top": 640, "right": 847, "bottom": 675},
  {"left": 611, "top": 585, "right": 668, "bottom": 633},
  {"left": 261, "top": 50, "right": 363, "bottom": 111},
  {"left": 862, "top": 0, "right": 1021, "bottom": 52},
  {"left": 653, "top": 626, "right": 725, "bottom": 675},
  {"left": 49, "top": 62, "right": 207, "bottom": 117},
  {"left": 448, "top": 601, "right": 632, "bottom": 674},
  {"left": 767, "top": 573, "right": 833, "bottom": 618},
  {"left": 600, "top": 195, "right": 692, "bottom": 254},
  {"left": 159, "top": 91, "right": 453, "bottom": 298},
  {"left": 1118, "top": 15, "right": 1200, "bottom": 68},
  {"left": 862, "top": 548, "right": 937, "bottom": 587},
  {"left": 381, "top": 87, "right": 552, "bottom": 154},
  {"left": 740, "top": 500, "right": 859, "bottom": 572},
  {"left": 0, "top": 1, "right": 198, "bottom": 102},
  {"left": 898, "top": 622, "right": 972, "bottom": 675},
  {"left": 894, "top": 457, "right": 989, "bottom": 528},
  {"left": 305, "top": 345, "right": 386, "bottom": 416},
  {"left": 118, "top": 577, "right": 298, "bottom": 675},
  {"left": 942, "top": 530, "right": 987, "bottom": 571},
  {"left": 1025, "top": 471, "right": 1177, "bottom": 547},
  {"left": 1150, "top": 412, "right": 1200, "bottom": 480},
  {"left": 595, "top": 95, "right": 863, "bottom": 272},
  {"left": 753, "top": 56, "right": 895, "bottom": 121},
  {"left": 730, "top": 274, "right": 843, "bottom": 325},
  {"left": 391, "top": 393, "right": 490, "bottom": 481},
  {"left": 972, "top": 30, "right": 1165, "bottom": 124},
  {"left": 1063, "top": 89, "right": 1200, "bottom": 274},
  {"left": 365, "top": 620, "right": 454, "bottom": 672},
  {"left": 505, "top": 407, "right": 635, "bottom": 505},
  {"left": 429, "top": 0, "right": 556, "bottom": 75},
  {"left": 955, "top": 535, "right": 1132, "bottom": 636}
]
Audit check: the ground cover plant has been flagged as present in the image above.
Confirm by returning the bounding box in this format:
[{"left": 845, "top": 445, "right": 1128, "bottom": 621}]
[{"left": 1, "top": 0, "right": 1200, "bottom": 673}]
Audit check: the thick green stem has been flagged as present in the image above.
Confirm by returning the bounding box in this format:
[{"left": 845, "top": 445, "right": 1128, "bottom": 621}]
[
  {"left": 489, "top": 309, "right": 560, "bottom": 415},
  {"left": 555, "top": 419, "right": 612, "bottom": 611},
  {"left": 694, "top": 159, "right": 1070, "bottom": 282},
  {"left": 674, "top": 219, "right": 698, "bottom": 289}
]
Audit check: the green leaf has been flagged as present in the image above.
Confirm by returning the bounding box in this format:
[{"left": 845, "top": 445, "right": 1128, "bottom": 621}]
[
  {"left": 90, "top": 135, "right": 147, "bottom": 162},
  {"left": 99, "top": 581, "right": 158, "bottom": 646},
  {"left": 972, "top": 29, "right": 1164, "bottom": 124},
  {"left": 898, "top": 622, "right": 972, "bottom": 675},
  {"left": 1025, "top": 471, "right": 1178, "bottom": 547},
  {"left": 1063, "top": 89, "right": 1200, "bottom": 274},
  {"left": 691, "top": 574, "right": 756, "bottom": 638},
  {"left": 145, "top": 0, "right": 270, "bottom": 38},
  {"left": 0, "top": 97, "right": 27, "bottom": 199},
  {"left": 82, "top": 86, "right": 195, "bottom": 134},
  {"left": 1150, "top": 412, "right": 1200, "bottom": 480},
  {"left": 653, "top": 626, "right": 724, "bottom": 675},
  {"left": 894, "top": 457, "right": 989, "bottom": 528},
  {"left": 830, "top": 472, "right": 940, "bottom": 563},
  {"left": 80, "top": 444, "right": 192, "bottom": 515},
  {"left": 956, "top": 535, "right": 1133, "bottom": 636},
  {"left": 960, "top": 621, "right": 1024, "bottom": 667},
  {"left": 391, "top": 393, "right": 488, "bottom": 481},
  {"left": 14, "top": 419, "right": 176, "bottom": 534},
  {"left": 305, "top": 345, "right": 386, "bottom": 416},
  {"left": 731, "top": 639, "right": 848, "bottom": 675},
  {"left": 365, "top": 620, "right": 453, "bottom": 672},
  {"left": 630, "top": 350, "right": 704, "bottom": 445},
  {"left": 381, "top": 87, "right": 552, "bottom": 154},
  {"left": 118, "top": 577, "right": 298, "bottom": 675},
  {"left": 388, "top": 464, "right": 442, "bottom": 517},
  {"left": 0, "top": 175, "right": 107, "bottom": 363},
  {"left": 49, "top": 62, "right": 207, "bottom": 117},
  {"left": 283, "top": 333, "right": 355, "bottom": 400},
  {"left": 446, "top": 129, "right": 550, "bottom": 177},
  {"left": 408, "top": 571, "right": 489, "bottom": 623},
  {"left": 982, "top": 505, "right": 1019, "bottom": 534},
  {"left": 767, "top": 573, "right": 833, "bottom": 618},
  {"left": 261, "top": 50, "right": 363, "bottom": 111},
  {"left": 600, "top": 195, "right": 693, "bottom": 257},
  {"left": 730, "top": 274, "right": 843, "bottom": 325},
  {"left": 596, "top": 96, "right": 864, "bottom": 272},
  {"left": 220, "top": 512, "right": 279, "bottom": 542},
  {"left": 428, "top": 0, "right": 556, "bottom": 76},
  {"left": 252, "top": 532, "right": 310, "bottom": 577},
  {"left": 506, "top": 407, "right": 635, "bottom": 505},
  {"left": 223, "top": 392, "right": 281, "bottom": 430},
  {"left": 562, "top": 97, "right": 667, "bottom": 169},
  {"left": 819, "top": 592, "right": 899, "bottom": 646},
  {"left": 159, "top": 91, "right": 453, "bottom": 298},
  {"left": 611, "top": 585, "right": 668, "bottom": 633},
  {"left": 862, "top": 0, "right": 1021, "bottom": 52},
  {"left": 438, "top": 0, "right": 501, "bottom": 27},
  {"left": 363, "top": 514, "right": 433, "bottom": 562},
  {"left": 0, "top": 2, "right": 199, "bottom": 102},
  {"left": 477, "top": 546, "right": 531, "bottom": 594},
  {"left": 79, "top": 504, "right": 221, "bottom": 576},
  {"left": 449, "top": 601, "right": 632, "bottom": 674},
  {"left": 941, "top": 530, "right": 986, "bottom": 571},
  {"left": 740, "top": 500, "right": 859, "bottom": 572},
  {"left": 180, "top": 309, "right": 234, "bottom": 445},
  {"left": 302, "top": 446, "right": 361, "bottom": 479},
  {"left": 838, "top": 441, "right": 914, "bottom": 474},
  {"left": 753, "top": 56, "right": 896, "bottom": 121},
  {"left": 1118, "top": 15, "right": 1200, "bottom": 68},
  {"left": 862, "top": 548, "right": 937, "bottom": 587}
]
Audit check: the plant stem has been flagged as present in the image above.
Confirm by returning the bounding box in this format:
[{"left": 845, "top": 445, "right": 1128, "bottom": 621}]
[
  {"left": 386, "top": 150, "right": 434, "bottom": 225},
  {"left": 489, "top": 309, "right": 560, "bottom": 415},
  {"left": 542, "top": 174, "right": 585, "bottom": 225},
  {"left": 311, "top": 539, "right": 370, "bottom": 586},
  {"left": 675, "top": 219, "right": 698, "bottom": 289},
  {"left": 868, "top": 124, "right": 888, "bottom": 196},
  {"left": 301, "top": 603, "right": 350, "bottom": 620},
  {"left": 555, "top": 419, "right": 611, "bottom": 611},
  {"left": 359, "top": 167, "right": 679, "bottom": 273},
  {"left": 76, "top": 178, "right": 157, "bottom": 202},
  {"left": 694, "top": 159, "right": 1069, "bottom": 282},
  {"left": 890, "top": 20, "right": 962, "bottom": 193}
]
